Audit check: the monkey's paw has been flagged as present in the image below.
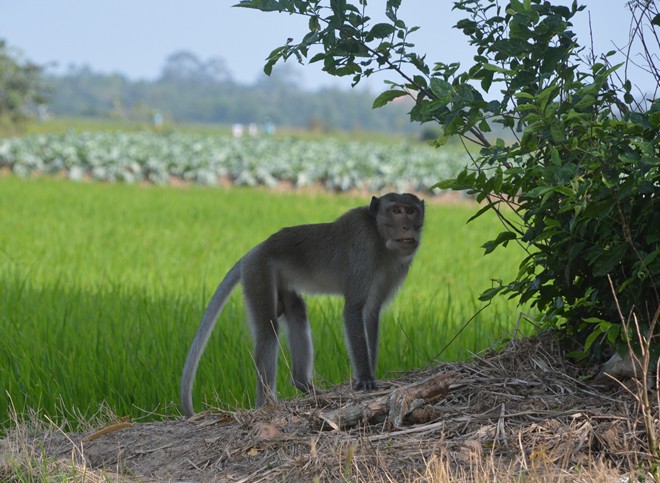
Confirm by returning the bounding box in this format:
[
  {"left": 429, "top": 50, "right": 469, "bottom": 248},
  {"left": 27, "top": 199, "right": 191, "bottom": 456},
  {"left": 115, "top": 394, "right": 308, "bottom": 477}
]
[
  {"left": 354, "top": 378, "right": 379, "bottom": 391},
  {"left": 293, "top": 380, "right": 315, "bottom": 393}
]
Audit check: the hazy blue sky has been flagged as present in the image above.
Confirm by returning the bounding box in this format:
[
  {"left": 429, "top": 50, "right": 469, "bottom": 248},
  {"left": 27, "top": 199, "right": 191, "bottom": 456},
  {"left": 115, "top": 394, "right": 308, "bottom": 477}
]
[{"left": 1, "top": 1, "right": 653, "bottom": 92}]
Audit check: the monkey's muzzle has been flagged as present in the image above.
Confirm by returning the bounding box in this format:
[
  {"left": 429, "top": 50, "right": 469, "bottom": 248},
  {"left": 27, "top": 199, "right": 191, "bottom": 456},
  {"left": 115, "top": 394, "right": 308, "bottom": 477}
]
[{"left": 396, "top": 238, "right": 418, "bottom": 246}]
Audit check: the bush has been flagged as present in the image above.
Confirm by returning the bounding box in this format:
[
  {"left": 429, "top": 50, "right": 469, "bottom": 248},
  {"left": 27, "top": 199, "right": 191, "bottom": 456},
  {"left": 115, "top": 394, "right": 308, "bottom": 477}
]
[{"left": 431, "top": 1, "right": 660, "bottom": 360}]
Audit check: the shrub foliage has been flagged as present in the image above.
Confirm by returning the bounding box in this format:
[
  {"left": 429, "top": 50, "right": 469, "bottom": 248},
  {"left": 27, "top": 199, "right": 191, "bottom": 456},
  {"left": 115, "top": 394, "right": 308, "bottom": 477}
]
[{"left": 237, "top": 0, "right": 660, "bottom": 358}]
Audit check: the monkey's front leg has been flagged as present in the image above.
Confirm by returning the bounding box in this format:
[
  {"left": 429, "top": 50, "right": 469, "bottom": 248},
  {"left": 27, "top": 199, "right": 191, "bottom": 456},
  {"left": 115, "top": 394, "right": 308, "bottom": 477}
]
[
  {"left": 343, "top": 303, "right": 378, "bottom": 391},
  {"left": 364, "top": 308, "right": 381, "bottom": 377}
]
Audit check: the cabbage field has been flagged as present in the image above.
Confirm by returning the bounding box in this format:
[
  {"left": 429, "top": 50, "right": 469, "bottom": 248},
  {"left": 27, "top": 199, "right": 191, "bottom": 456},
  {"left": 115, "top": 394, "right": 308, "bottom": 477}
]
[{"left": 0, "top": 131, "right": 468, "bottom": 192}]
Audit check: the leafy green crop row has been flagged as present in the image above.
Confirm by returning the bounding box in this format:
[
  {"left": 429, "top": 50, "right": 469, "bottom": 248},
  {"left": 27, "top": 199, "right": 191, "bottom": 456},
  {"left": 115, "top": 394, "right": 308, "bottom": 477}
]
[{"left": 0, "top": 131, "right": 468, "bottom": 192}]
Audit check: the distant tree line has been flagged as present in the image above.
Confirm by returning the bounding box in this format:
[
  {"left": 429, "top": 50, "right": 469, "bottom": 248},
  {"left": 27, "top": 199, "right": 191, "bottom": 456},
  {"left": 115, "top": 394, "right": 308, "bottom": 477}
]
[{"left": 45, "top": 50, "right": 418, "bottom": 133}]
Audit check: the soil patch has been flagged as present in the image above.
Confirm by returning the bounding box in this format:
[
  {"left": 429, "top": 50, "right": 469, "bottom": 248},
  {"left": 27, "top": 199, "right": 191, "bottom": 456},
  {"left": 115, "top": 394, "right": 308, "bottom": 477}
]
[{"left": 3, "top": 333, "right": 651, "bottom": 481}]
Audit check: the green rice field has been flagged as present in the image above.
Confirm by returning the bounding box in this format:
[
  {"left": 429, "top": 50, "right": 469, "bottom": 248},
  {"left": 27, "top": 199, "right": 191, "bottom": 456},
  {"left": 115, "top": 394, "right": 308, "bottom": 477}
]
[{"left": 0, "top": 176, "right": 531, "bottom": 430}]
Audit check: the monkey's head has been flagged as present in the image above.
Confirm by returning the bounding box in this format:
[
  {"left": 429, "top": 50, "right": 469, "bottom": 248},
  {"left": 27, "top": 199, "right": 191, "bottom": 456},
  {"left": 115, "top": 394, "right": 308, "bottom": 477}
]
[{"left": 370, "top": 193, "right": 424, "bottom": 256}]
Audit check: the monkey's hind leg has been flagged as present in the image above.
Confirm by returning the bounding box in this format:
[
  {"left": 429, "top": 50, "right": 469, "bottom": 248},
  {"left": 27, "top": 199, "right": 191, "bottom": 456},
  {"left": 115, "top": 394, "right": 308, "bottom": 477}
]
[
  {"left": 244, "top": 285, "right": 280, "bottom": 407},
  {"left": 279, "top": 290, "right": 314, "bottom": 393}
]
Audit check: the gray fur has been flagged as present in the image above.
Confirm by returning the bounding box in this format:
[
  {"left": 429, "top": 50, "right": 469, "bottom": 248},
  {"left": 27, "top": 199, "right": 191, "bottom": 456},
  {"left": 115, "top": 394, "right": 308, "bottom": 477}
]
[{"left": 180, "top": 193, "right": 424, "bottom": 416}]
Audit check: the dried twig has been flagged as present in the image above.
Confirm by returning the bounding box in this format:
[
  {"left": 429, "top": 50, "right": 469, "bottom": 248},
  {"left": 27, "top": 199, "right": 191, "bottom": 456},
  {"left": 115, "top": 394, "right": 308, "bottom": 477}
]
[{"left": 316, "top": 372, "right": 455, "bottom": 430}]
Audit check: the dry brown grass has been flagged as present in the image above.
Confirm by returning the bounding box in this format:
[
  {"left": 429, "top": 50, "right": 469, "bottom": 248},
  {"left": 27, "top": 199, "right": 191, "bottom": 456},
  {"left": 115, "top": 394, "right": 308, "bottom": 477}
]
[{"left": 2, "top": 332, "right": 656, "bottom": 482}]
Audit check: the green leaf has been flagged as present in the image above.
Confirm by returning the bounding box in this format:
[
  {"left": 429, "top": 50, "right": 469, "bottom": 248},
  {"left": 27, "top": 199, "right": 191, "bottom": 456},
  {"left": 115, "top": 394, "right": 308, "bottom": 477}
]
[
  {"left": 234, "top": 0, "right": 285, "bottom": 11},
  {"left": 583, "top": 200, "right": 613, "bottom": 219},
  {"left": 549, "top": 122, "right": 564, "bottom": 143},
  {"left": 309, "top": 53, "right": 326, "bottom": 64},
  {"left": 480, "top": 69, "right": 494, "bottom": 93},
  {"left": 584, "top": 327, "right": 601, "bottom": 352},
  {"left": 606, "top": 325, "right": 620, "bottom": 345},
  {"left": 537, "top": 84, "right": 560, "bottom": 109},
  {"left": 493, "top": 168, "right": 503, "bottom": 193},
  {"left": 372, "top": 89, "right": 408, "bottom": 108},
  {"left": 514, "top": 92, "right": 536, "bottom": 100},
  {"left": 550, "top": 148, "right": 560, "bottom": 165},
  {"left": 582, "top": 317, "right": 609, "bottom": 324},
  {"left": 482, "top": 231, "right": 517, "bottom": 254},
  {"left": 467, "top": 200, "right": 500, "bottom": 223},
  {"left": 652, "top": 13, "right": 660, "bottom": 27},
  {"left": 263, "top": 59, "right": 276, "bottom": 76},
  {"left": 524, "top": 185, "right": 551, "bottom": 199},
  {"left": 541, "top": 47, "right": 566, "bottom": 74},
  {"left": 264, "top": 45, "right": 288, "bottom": 75},
  {"left": 592, "top": 244, "right": 627, "bottom": 276},
  {"left": 309, "top": 15, "right": 320, "bottom": 31},
  {"left": 455, "top": 19, "right": 478, "bottom": 34},
  {"left": 642, "top": 250, "right": 659, "bottom": 267},
  {"left": 482, "top": 63, "right": 515, "bottom": 75},
  {"left": 368, "top": 23, "right": 396, "bottom": 40},
  {"left": 429, "top": 78, "right": 451, "bottom": 99},
  {"left": 479, "top": 286, "right": 505, "bottom": 302},
  {"left": 411, "top": 75, "right": 428, "bottom": 90},
  {"left": 432, "top": 178, "right": 458, "bottom": 190},
  {"left": 478, "top": 118, "right": 491, "bottom": 132},
  {"left": 573, "top": 94, "right": 596, "bottom": 111},
  {"left": 508, "top": 0, "right": 525, "bottom": 14}
]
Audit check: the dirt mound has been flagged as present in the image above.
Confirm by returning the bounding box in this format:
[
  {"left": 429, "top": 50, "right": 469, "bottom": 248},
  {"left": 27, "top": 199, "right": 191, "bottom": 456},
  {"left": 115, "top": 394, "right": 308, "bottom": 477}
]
[{"left": 4, "top": 334, "right": 651, "bottom": 481}]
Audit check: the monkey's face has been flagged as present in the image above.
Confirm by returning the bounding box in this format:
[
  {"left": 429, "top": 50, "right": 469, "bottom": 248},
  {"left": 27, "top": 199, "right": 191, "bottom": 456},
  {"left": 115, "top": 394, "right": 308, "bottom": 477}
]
[{"left": 372, "top": 193, "right": 424, "bottom": 256}]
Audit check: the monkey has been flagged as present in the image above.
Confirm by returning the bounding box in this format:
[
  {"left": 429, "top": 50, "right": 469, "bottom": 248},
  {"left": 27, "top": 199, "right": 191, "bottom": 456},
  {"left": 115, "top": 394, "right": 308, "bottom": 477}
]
[{"left": 180, "top": 192, "right": 424, "bottom": 416}]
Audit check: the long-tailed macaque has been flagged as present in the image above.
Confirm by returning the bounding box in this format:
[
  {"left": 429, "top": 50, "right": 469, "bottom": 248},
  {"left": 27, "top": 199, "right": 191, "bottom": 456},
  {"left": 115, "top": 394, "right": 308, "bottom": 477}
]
[{"left": 180, "top": 193, "right": 424, "bottom": 416}]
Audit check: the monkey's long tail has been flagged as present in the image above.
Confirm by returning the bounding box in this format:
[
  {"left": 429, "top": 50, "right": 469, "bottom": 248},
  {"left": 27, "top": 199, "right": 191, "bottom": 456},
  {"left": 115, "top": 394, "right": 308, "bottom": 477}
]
[{"left": 180, "top": 260, "right": 242, "bottom": 417}]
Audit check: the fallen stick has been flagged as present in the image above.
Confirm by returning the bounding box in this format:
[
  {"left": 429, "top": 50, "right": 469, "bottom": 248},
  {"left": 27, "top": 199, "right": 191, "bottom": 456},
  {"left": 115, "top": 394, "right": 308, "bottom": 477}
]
[{"left": 317, "top": 372, "right": 455, "bottom": 430}]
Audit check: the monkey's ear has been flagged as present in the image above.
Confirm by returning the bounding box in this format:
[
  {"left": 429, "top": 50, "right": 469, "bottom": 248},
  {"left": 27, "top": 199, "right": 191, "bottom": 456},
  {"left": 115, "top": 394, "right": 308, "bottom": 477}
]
[{"left": 369, "top": 196, "right": 380, "bottom": 216}]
